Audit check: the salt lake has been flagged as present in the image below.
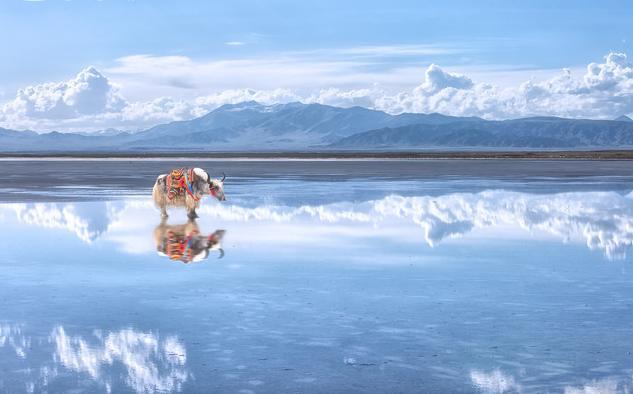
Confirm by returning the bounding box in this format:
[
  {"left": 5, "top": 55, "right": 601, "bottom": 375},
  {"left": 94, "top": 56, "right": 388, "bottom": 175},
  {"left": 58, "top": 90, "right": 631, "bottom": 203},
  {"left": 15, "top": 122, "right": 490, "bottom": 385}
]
[{"left": 0, "top": 159, "right": 632, "bottom": 393}]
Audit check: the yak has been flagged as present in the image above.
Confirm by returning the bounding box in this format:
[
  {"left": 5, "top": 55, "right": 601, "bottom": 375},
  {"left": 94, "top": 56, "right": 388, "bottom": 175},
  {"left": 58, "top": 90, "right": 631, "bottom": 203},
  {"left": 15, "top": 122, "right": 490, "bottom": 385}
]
[{"left": 152, "top": 167, "right": 226, "bottom": 219}]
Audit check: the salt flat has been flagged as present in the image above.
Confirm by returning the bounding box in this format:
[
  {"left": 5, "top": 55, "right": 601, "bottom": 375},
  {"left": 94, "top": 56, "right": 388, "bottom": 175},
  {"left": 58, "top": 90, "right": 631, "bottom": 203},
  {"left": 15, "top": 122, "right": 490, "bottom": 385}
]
[{"left": 1, "top": 160, "right": 633, "bottom": 393}]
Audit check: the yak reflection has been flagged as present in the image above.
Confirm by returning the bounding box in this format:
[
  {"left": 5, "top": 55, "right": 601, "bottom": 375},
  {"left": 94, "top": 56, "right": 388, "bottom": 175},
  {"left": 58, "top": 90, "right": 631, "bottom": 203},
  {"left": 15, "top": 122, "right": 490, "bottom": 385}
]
[{"left": 153, "top": 219, "right": 225, "bottom": 263}]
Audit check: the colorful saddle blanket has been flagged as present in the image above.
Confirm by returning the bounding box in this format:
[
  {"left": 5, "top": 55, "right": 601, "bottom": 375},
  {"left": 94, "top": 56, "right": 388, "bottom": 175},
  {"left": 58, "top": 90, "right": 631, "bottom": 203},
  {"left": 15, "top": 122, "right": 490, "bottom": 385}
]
[{"left": 166, "top": 168, "right": 198, "bottom": 200}]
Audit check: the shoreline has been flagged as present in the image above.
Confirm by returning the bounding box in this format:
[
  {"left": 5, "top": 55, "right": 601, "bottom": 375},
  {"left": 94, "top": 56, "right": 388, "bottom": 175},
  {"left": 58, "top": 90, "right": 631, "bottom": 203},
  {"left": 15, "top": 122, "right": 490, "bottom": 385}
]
[{"left": 2, "top": 150, "right": 633, "bottom": 160}]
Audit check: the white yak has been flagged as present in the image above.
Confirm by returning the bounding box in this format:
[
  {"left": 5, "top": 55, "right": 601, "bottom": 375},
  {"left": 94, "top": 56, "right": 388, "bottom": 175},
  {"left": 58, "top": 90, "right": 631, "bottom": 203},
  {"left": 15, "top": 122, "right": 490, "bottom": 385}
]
[{"left": 152, "top": 167, "right": 226, "bottom": 219}]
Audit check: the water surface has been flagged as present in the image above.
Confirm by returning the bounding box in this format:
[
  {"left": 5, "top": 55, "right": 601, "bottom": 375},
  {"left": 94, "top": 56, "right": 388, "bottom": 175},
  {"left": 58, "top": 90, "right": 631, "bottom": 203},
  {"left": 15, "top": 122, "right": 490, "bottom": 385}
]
[{"left": 1, "top": 160, "right": 633, "bottom": 393}]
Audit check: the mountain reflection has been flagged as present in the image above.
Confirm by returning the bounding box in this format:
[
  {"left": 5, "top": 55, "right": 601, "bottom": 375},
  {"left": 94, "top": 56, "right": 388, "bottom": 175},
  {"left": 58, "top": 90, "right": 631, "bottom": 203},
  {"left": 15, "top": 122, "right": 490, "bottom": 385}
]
[
  {"left": 0, "top": 323, "right": 189, "bottom": 393},
  {"left": 3, "top": 190, "right": 633, "bottom": 260},
  {"left": 154, "top": 219, "right": 225, "bottom": 263}
]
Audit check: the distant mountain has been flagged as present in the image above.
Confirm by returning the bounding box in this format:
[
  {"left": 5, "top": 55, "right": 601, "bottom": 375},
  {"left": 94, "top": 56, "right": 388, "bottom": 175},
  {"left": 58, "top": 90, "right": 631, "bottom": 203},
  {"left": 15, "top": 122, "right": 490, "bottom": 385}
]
[
  {"left": 332, "top": 117, "right": 633, "bottom": 149},
  {"left": 123, "top": 101, "right": 478, "bottom": 150},
  {"left": 615, "top": 115, "right": 633, "bottom": 122},
  {"left": 1, "top": 102, "right": 633, "bottom": 151}
]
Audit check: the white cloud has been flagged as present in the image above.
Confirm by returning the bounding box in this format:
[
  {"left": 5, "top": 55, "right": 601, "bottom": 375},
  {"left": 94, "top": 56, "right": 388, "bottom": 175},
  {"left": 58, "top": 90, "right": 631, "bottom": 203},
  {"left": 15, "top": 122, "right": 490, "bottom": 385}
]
[
  {"left": 372, "top": 52, "right": 633, "bottom": 119},
  {"left": 419, "top": 64, "right": 474, "bottom": 93},
  {"left": 584, "top": 52, "right": 633, "bottom": 91},
  {"left": 1, "top": 52, "right": 633, "bottom": 131},
  {"left": 194, "top": 88, "right": 300, "bottom": 108},
  {"left": 2, "top": 67, "right": 125, "bottom": 122},
  {"left": 306, "top": 87, "right": 385, "bottom": 108},
  {"left": 225, "top": 41, "right": 246, "bottom": 46},
  {"left": 106, "top": 54, "right": 380, "bottom": 97},
  {"left": 121, "top": 97, "right": 202, "bottom": 125}
]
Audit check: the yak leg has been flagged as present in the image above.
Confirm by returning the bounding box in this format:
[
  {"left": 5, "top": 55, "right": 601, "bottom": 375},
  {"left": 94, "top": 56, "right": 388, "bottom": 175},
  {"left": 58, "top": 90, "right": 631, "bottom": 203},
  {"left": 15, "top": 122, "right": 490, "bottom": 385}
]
[
  {"left": 160, "top": 205, "right": 168, "bottom": 218},
  {"left": 187, "top": 208, "right": 199, "bottom": 219},
  {"left": 186, "top": 197, "right": 199, "bottom": 219}
]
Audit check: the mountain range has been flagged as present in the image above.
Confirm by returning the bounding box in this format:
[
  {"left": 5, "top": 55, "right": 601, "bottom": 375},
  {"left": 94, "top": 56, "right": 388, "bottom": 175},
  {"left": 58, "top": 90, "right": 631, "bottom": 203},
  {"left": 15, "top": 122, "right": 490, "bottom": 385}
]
[{"left": 1, "top": 101, "right": 633, "bottom": 152}]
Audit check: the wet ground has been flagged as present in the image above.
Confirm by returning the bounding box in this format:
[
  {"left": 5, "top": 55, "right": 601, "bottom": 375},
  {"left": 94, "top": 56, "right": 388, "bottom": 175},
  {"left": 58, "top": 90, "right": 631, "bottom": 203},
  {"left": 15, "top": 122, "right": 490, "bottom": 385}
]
[{"left": 1, "top": 159, "right": 632, "bottom": 393}]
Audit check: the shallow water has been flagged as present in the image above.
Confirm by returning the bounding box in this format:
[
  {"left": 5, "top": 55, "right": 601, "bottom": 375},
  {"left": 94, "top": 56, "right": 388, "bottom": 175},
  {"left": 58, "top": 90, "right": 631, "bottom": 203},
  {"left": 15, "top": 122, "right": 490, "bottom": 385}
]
[{"left": 1, "top": 160, "right": 633, "bottom": 393}]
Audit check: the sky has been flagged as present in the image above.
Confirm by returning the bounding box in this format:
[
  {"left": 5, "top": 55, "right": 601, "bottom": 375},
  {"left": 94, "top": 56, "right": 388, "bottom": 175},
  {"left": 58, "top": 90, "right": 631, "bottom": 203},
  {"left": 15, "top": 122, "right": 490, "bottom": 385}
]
[{"left": 1, "top": 0, "right": 632, "bottom": 131}]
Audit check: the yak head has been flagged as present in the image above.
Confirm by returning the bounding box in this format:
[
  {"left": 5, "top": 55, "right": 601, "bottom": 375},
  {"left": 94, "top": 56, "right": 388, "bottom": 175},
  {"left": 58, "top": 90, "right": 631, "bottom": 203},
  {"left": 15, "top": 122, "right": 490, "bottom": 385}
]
[
  {"left": 193, "top": 168, "right": 226, "bottom": 201},
  {"left": 209, "top": 174, "right": 226, "bottom": 201}
]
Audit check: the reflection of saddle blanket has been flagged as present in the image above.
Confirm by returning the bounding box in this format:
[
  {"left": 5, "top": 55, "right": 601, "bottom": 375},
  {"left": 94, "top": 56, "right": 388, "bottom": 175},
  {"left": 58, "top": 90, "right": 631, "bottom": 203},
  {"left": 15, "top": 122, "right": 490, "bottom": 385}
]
[
  {"left": 165, "top": 229, "right": 199, "bottom": 263},
  {"left": 166, "top": 168, "right": 196, "bottom": 200}
]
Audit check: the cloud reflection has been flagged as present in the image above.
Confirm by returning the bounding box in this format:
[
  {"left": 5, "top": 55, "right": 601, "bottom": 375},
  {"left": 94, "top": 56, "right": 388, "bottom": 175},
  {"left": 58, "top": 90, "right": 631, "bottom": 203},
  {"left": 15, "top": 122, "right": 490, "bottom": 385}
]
[
  {"left": 0, "top": 323, "right": 189, "bottom": 393},
  {"left": 3, "top": 190, "right": 633, "bottom": 260},
  {"left": 564, "top": 378, "right": 627, "bottom": 394},
  {"left": 9, "top": 201, "right": 124, "bottom": 243},
  {"left": 373, "top": 191, "right": 633, "bottom": 260},
  {"left": 470, "top": 368, "right": 633, "bottom": 394},
  {"left": 0, "top": 323, "right": 28, "bottom": 358},
  {"left": 470, "top": 369, "right": 521, "bottom": 393}
]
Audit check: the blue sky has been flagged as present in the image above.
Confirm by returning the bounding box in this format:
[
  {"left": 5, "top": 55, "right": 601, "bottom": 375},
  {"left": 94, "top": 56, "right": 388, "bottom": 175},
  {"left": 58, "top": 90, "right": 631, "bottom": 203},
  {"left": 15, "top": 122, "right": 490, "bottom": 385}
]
[
  {"left": 2, "top": 0, "right": 630, "bottom": 84},
  {"left": 1, "top": 0, "right": 632, "bottom": 131}
]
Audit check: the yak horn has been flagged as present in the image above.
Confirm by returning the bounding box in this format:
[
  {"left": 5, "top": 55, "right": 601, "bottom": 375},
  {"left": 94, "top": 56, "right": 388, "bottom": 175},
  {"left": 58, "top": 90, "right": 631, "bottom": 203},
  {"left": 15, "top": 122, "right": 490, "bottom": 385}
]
[{"left": 221, "top": 172, "right": 226, "bottom": 182}]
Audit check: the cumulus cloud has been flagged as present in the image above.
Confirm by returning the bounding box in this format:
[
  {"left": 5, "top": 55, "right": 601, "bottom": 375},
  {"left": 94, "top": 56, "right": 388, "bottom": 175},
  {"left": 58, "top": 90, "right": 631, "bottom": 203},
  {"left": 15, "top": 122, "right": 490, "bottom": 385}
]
[
  {"left": 419, "top": 64, "right": 474, "bottom": 93},
  {"left": 121, "top": 97, "right": 202, "bottom": 125},
  {"left": 1, "top": 52, "right": 633, "bottom": 131},
  {"left": 2, "top": 67, "right": 125, "bottom": 123},
  {"left": 306, "top": 87, "right": 385, "bottom": 108},
  {"left": 380, "top": 52, "right": 633, "bottom": 119},
  {"left": 0, "top": 67, "right": 304, "bottom": 131}
]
